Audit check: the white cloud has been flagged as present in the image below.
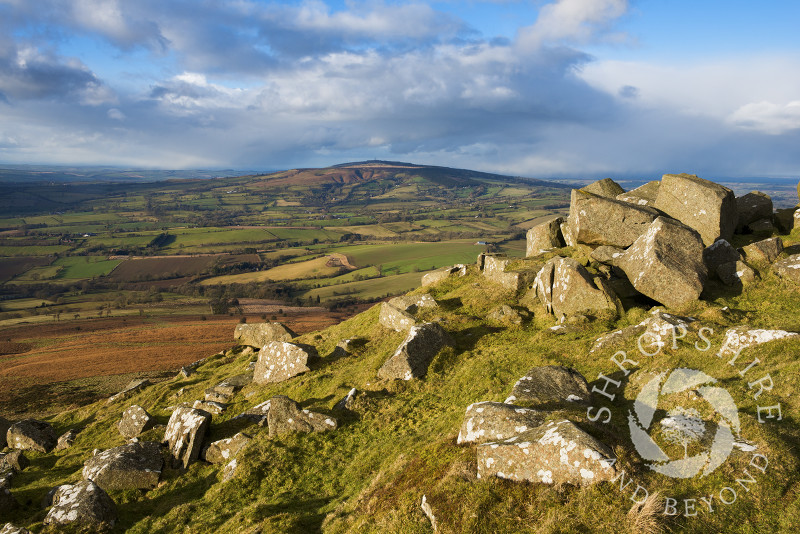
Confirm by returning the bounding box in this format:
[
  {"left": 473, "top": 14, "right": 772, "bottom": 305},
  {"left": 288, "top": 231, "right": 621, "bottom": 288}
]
[
  {"left": 728, "top": 101, "right": 800, "bottom": 135},
  {"left": 517, "top": 0, "right": 628, "bottom": 50}
]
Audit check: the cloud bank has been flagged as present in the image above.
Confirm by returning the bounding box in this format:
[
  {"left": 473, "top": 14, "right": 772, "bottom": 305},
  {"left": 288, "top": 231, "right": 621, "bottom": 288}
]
[{"left": 0, "top": 0, "right": 798, "bottom": 178}]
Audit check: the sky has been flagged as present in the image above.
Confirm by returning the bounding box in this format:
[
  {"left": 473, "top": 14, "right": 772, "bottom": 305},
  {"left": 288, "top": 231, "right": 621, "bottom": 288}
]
[{"left": 0, "top": 0, "right": 799, "bottom": 179}]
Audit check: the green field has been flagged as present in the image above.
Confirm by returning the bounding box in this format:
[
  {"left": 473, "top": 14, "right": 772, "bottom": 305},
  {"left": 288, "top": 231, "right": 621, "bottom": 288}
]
[
  {"left": 301, "top": 270, "right": 425, "bottom": 301},
  {"left": 331, "top": 241, "right": 481, "bottom": 274},
  {"left": 48, "top": 256, "right": 122, "bottom": 279}
]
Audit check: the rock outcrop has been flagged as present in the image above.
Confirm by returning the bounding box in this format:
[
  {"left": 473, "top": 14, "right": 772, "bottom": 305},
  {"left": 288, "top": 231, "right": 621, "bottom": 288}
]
[
  {"left": 163, "top": 406, "right": 211, "bottom": 469},
  {"left": 569, "top": 189, "right": 660, "bottom": 248},
  {"left": 456, "top": 402, "right": 545, "bottom": 445},
  {"left": 481, "top": 255, "right": 530, "bottom": 292},
  {"left": 388, "top": 293, "right": 438, "bottom": 314},
  {"left": 653, "top": 173, "right": 737, "bottom": 246},
  {"left": 44, "top": 480, "right": 117, "bottom": 530},
  {"left": 618, "top": 217, "right": 707, "bottom": 308},
  {"left": 234, "top": 322, "right": 296, "bottom": 347},
  {"left": 476, "top": 420, "right": 617, "bottom": 486},
  {"left": 504, "top": 366, "right": 591, "bottom": 407},
  {"left": 533, "top": 257, "right": 619, "bottom": 318},
  {"left": 717, "top": 326, "right": 799, "bottom": 358},
  {"left": 83, "top": 441, "right": 162, "bottom": 491},
  {"left": 377, "top": 322, "right": 452, "bottom": 380},
  {"left": 378, "top": 301, "right": 417, "bottom": 332},
  {"left": 616, "top": 181, "right": 660, "bottom": 207},
  {"left": 581, "top": 178, "right": 625, "bottom": 198},
  {"left": 741, "top": 237, "right": 783, "bottom": 264},
  {"left": 421, "top": 264, "right": 467, "bottom": 286},
  {"left": 6, "top": 419, "right": 57, "bottom": 453},
  {"left": 253, "top": 341, "right": 316, "bottom": 385}
]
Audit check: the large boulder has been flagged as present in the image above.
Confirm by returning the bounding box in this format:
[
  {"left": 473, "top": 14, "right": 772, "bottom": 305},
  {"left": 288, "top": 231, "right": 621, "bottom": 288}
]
[
  {"left": 266, "top": 396, "right": 338, "bottom": 437},
  {"left": 774, "top": 254, "right": 800, "bottom": 283},
  {"left": 717, "top": 326, "right": 799, "bottom": 358},
  {"left": 378, "top": 302, "right": 417, "bottom": 332},
  {"left": 234, "top": 322, "right": 295, "bottom": 347},
  {"left": 83, "top": 441, "right": 162, "bottom": 491},
  {"left": 653, "top": 173, "right": 737, "bottom": 246},
  {"left": 163, "top": 406, "right": 211, "bottom": 469},
  {"left": 377, "top": 322, "right": 452, "bottom": 381},
  {"left": 581, "top": 178, "right": 625, "bottom": 198},
  {"left": 741, "top": 237, "right": 783, "bottom": 264},
  {"left": 526, "top": 217, "right": 565, "bottom": 257},
  {"left": 108, "top": 378, "right": 151, "bottom": 404},
  {"left": 551, "top": 257, "right": 620, "bottom": 318},
  {"left": 532, "top": 260, "right": 556, "bottom": 314},
  {"left": 236, "top": 400, "right": 272, "bottom": 425},
  {"left": 569, "top": 189, "right": 660, "bottom": 248},
  {"left": 456, "top": 402, "right": 546, "bottom": 445},
  {"left": 736, "top": 191, "right": 773, "bottom": 232},
  {"left": 6, "top": 419, "right": 57, "bottom": 453},
  {"left": 118, "top": 405, "right": 153, "bottom": 439},
  {"left": 590, "top": 245, "right": 625, "bottom": 266},
  {"left": 253, "top": 341, "right": 316, "bottom": 385},
  {"left": 476, "top": 420, "right": 617, "bottom": 486},
  {"left": 203, "top": 433, "right": 252, "bottom": 464},
  {"left": 504, "top": 366, "right": 591, "bottom": 407},
  {"left": 43, "top": 480, "right": 117, "bottom": 530},
  {"left": 617, "top": 180, "right": 660, "bottom": 207},
  {"left": 618, "top": 217, "right": 707, "bottom": 308},
  {"left": 1, "top": 451, "right": 29, "bottom": 472}
]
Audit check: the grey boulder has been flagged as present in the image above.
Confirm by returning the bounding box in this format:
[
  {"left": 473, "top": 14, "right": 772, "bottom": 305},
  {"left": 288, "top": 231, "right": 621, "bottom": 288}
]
[
  {"left": 6, "top": 419, "right": 57, "bottom": 453},
  {"left": 253, "top": 341, "right": 316, "bottom": 385},
  {"left": 736, "top": 191, "right": 773, "bottom": 232},
  {"left": 163, "top": 406, "right": 211, "bottom": 469},
  {"left": 234, "top": 322, "right": 296, "bottom": 347},
  {"left": 203, "top": 433, "right": 252, "bottom": 464},
  {"left": 456, "top": 402, "right": 546, "bottom": 445},
  {"left": 44, "top": 480, "right": 117, "bottom": 530},
  {"left": 505, "top": 366, "right": 591, "bottom": 407},
  {"left": 377, "top": 322, "right": 452, "bottom": 381},
  {"left": 526, "top": 216, "right": 565, "bottom": 256},
  {"left": 569, "top": 189, "right": 660, "bottom": 248},
  {"left": 118, "top": 405, "right": 154, "bottom": 439},
  {"left": 267, "top": 396, "right": 338, "bottom": 437},
  {"left": 82, "top": 441, "right": 162, "bottom": 491},
  {"left": 774, "top": 254, "right": 800, "bottom": 283}
]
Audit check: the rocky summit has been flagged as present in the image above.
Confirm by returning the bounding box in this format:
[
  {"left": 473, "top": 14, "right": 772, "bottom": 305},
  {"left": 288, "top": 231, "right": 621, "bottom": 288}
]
[{"left": 1, "top": 173, "right": 800, "bottom": 533}]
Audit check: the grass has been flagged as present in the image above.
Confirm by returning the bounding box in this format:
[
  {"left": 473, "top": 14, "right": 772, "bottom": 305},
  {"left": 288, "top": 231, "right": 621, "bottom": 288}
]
[{"left": 53, "top": 256, "right": 122, "bottom": 279}]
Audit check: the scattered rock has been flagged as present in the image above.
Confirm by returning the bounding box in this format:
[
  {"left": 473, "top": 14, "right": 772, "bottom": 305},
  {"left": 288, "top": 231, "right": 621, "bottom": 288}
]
[
  {"left": 476, "top": 420, "right": 617, "bottom": 486},
  {"left": 203, "top": 433, "right": 252, "bottom": 464},
  {"left": 618, "top": 217, "right": 707, "bottom": 308},
  {"left": 388, "top": 293, "right": 438, "bottom": 314},
  {"left": 717, "top": 326, "right": 799, "bottom": 358},
  {"left": 653, "top": 173, "right": 737, "bottom": 246},
  {"left": 6, "top": 419, "right": 57, "bottom": 453},
  {"left": 193, "top": 400, "right": 226, "bottom": 415},
  {"left": 420, "top": 495, "right": 439, "bottom": 532},
  {"left": 742, "top": 237, "right": 783, "bottom": 264},
  {"left": 178, "top": 366, "right": 195, "bottom": 379},
  {"left": 333, "top": 388, "right": 358, "bottom": 411},
  {"left": 456, "top": 402, "right": 546, "bottom": 445},
  {"left": 481, "top": 255, "right": 529, "bottom": 292},
  {"left": 1, "top": 451, "right": 29, "bottom": 472},
  {"left": 532, "top": 260, "right": 555, "bottom": 314},
  {"left": 616, "top": 180, "right": 660, "bottom": 207},
  {"left": 581, "top": 177, "right": 625, "bottom": 198},
  {"left": 377, "top": 322, "right": 452, "bottom": 381},
  {"left": 266, "top": 396, "right": 338, "bottom": 437},
  {"left": 486, "top": 304, "right": 528, "bottom": 325},
  {"left": 589, "top": 323, "right": 647, "bottom": 354},
  {"left": 774, "top": 254, "right": 800, "bottom": 283},
  {"left": 163, "top": 406, "right": 211, "bottom": 469},
  {"left": 569, "top": 189, "right": 660, "bottom": 248},
  {"left": 43, "top": 480, "right": 117, "bottom": 530},
  {"left": 717, "top": 260, "right": 758, "bottom": 286},
  {"left": 205, "top": 373, "right": 252, "bottom": 403},
  {"left": 234, "top": 322, "right": 296, "bottom": 347},
  {"left": 55, "top": 428, "right": 79, "bottom": 451},
  {"left": 505, "top": 366, "right": 591, "bottom": 407},
  {"left": 526, "top": 216, "right": 565, "bottom": 256},
  {"left": 236, "top": 400, "right": 271, "bottom": 425},
  {"left": 221, "top": 459, "right": 238, "bottom": 483},
  {"left": 378, "top": 301, "right": 417, "bottom": 332},
  {"left": 107, "top": 378, "right": 151, "bottom": 404},
  {"left": 82, "top": 441, "right": 162, "bottom": 491},
  {"left": 421, "top": 264, "right": 467, "bottom": 286},
  {"left": 253, "top": 341, "right": 316, "bottom": 385},
  {"left": 736, "top": 191, "right": 773, "bottom": 232},
  {"left": 0, "top": 523, "right": 31, "bottom": 534},
  {"left": 118, "top": 405, "right": 154, "bottom": 439},
  {"left": 0, "top": 417, "right": 9, "bottom": 449}
]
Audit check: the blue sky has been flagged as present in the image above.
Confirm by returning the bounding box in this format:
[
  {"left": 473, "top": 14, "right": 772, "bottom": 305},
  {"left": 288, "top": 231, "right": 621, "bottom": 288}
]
[{"left": 0, "top": 0, "right": 799, "bottom": 179}]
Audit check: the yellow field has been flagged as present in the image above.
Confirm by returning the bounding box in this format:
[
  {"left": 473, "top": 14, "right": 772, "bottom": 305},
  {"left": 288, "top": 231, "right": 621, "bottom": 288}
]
[{"left": 200, "top": 253, "right": 352, "bottom": 284}]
